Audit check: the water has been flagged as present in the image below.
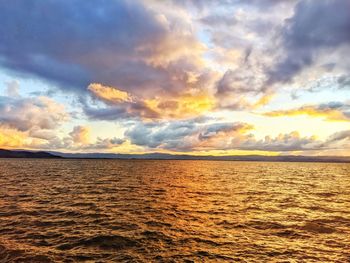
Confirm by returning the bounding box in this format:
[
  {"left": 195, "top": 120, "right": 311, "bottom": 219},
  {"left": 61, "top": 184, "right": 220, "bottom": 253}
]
[{"left": 0, "top": 159, "right": 349, "bottom": 262}]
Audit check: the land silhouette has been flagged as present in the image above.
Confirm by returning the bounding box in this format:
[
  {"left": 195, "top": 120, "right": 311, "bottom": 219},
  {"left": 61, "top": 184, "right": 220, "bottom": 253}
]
[{"left": 1, "top": 149, "right": 349, "bottom": 163}]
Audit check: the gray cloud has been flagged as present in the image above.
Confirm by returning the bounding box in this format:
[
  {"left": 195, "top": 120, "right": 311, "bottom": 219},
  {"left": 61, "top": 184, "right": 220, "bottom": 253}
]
[
  {"left": 326, "top": 130, "right": 350, "bottom": 144},
  {"left": 32, "top": 125, "right": 125, "bottom": 151},
  {"left": 198, "top": 122, "right": 247, "bottom": 140},
  {"left": 124, "top": 118, "right": 323, "bottom": 152},
  {"left": 237, "top": 132, "right": 319, "bottom": 152},
  {"left": 268, "top": 0, "right": 350, "bottom": 84},
  {"left": 80, "top": 137, "right": 126, "bottom": 150},
  {"left": 0, "top": 95, "right": 69, "bottom": 132},
  {"left": 174, "top": 0, "right": 296, "bottom": 11},
  {"left": 124, "top": 118, "right": 236, "bottom": 150},
  {"left": 125, "top": 120, "right": 199, "bottom": 149},
  {"left": 200, "top": 15, "right": 237, "bottom": 27},
  {"left": 81, "top": 94, "right": 162, "bottom": 121},
  {"left": 307, "top": 75, "right": 350, "bottom": 93},
  {"left": 337, "top": 75, "right": 350, "bottom": 89},
  {"left": 0, "top": 84, "right": 70, "bottom": 146},
  {"left": 216, "top": 66, "right": 267, "bottom": 109},
  {"left": 0, "top": 0, "right": 211, "bottom": 98},
  {"left": 5, "top": 80, "right": 20, "bottom": 97},
  {"left": 124, "top": 114, "right": 350, "bottom": 152},
  {"left": 215, "top": 63, "right": 273, "bottom": 110},
  {"left": 28, "top": 129, "right": 57, "bottom": 141},
  {"left": 315, "top": 129, "right": 350, "bottom": 152}
]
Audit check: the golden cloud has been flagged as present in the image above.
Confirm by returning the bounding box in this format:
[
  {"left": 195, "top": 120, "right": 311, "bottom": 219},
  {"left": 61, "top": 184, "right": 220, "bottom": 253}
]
[
  {"left": 88, "top": 83, "right": 132, "bottom": 103},
  {"left": 0, "top": 126, "right": 27, "bottom": 149},
  {"left": 69, "top": 126, "right": 91, "bottom": 145},
  {"left": 263, "top": 105, "right": 349, "bottom": 122},
  {"left": 87, "top": 83, "right": 215, "bottom": 119}
]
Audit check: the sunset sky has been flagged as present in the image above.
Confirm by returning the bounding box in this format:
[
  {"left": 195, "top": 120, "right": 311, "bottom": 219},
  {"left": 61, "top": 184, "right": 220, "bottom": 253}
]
[{"left": 0, "top": 0, "right": 349, "bottom": 156}]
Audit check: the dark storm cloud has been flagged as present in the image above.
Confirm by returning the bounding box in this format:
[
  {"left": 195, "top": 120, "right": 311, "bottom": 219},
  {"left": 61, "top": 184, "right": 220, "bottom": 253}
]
[
  {"left": 268, "top": 0, "right": 350, "bottom": 84},
  {"left": 0, "top": 0, "right": 209, "bottom": 96},
  {"left": 0, "top": 0, "right": 158, "bottom": 89}
]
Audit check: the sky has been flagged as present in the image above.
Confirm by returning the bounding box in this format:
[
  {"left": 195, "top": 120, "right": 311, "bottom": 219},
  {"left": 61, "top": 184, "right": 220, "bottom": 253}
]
[{"left": 0, "top": 0, "right": 349, "bottom": 156}]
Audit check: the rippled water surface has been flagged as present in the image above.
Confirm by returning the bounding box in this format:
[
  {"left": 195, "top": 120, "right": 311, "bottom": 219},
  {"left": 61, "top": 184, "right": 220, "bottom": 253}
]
[{"left": 0, "top": 159, "right": 349, "bottom": 262}]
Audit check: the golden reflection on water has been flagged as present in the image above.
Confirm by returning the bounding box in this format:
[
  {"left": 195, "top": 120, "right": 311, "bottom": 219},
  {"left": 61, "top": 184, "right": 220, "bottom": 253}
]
[{"left": 0, "top": 159, "right": 349, "bottom": 262}]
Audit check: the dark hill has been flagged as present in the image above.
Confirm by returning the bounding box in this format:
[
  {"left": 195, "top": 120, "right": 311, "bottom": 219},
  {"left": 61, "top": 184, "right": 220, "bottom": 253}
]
[
  {"left": 50, "top": 151, "right": 350, "bottom": 163},
  {"left": 0, "top": 149, "right": 61, "bottom": 158}
]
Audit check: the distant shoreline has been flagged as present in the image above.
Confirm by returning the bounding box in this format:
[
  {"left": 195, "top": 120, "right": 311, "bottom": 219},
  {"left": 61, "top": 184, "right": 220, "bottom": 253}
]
[
  {"left": 57, "top": 158, "right": 350, "bottom": 164},
  {"left": 1, "top": 149, "right": 349, "bottom": 163}
]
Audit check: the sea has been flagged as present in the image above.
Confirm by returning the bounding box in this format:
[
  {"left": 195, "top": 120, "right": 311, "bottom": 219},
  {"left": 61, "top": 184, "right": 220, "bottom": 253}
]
[{"left": 0, "top": 159, "right": 349, "bottom": 262}]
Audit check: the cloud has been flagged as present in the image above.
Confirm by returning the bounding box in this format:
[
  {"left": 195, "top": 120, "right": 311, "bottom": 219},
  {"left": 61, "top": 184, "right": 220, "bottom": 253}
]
[
  {"left": 268, "top": 0, "right": 350, "bottom": 84},
  {"left": 174, "top": 0, "right": 296, "bottom": 11},
  {"left": 66, "top": 125, "right": 125, "bottom": 150},
  {"left": 124, "top": 114, "right": 349, "bottom": 153},
  {"left": 5, "top": 80, "right": 20, "bottom": 97},
  {"left": 216, "top": 68, "right": 265, "bottom": 97},
  {"left": 0, "top": 95, "right": 69, "bottom": 133},
  {"left": 316, "top": 130, "right": 350, "bottom": 152},
  {"left": 263, "top": 102, "right": 350, "bottom": 122},
  {"left": 69, "top": 126, "right": 91, "bottom": 145},
  {"left": 0, "top": 0, "right": 213, "bottom": 99},
  {"left": 85, "top": 137, "right": 125, "bottom": 150},
  {"left": 29, "top": 125, "right": 126, "bottom": 151},
  {"left": 125, "top": 118, "right": 322, "bottom": 152},
  {"left": 291, "top": 75, "right": 350, "bottom": 98},
  {"left": 88, "top": 83, "right": 132, "bottom": 104},
  {"left": 29, "top": 128, "right": 57, "bottom": 141},
  {"left": 237, "top": 131, "right": 319, "bottom": 152},
  {"left": 337, "top": 75, "right": 350, "bottom": 89},
  {"left": 202, "top": 7, "right": 283, "bottom": 110},
  {"left": 0, "top": 125, "right": 27, "bottom": 148},
  {"left": 326, "top": 130, "right": 350, "bottom": 143},
  {"left": 84, "top": 83, "right": 215, "bottom": 120},
  {"left": 215, "top": 68, "right": 271, "bottom": 110},
  {"left": 0, "top": 80, "right": 73, "bottom": 149},
  {"left": 124, "top": 117, "right": 218, "bottom": 150},
  {"left": 0, "top": 84, "right": 70, "bottom": 149},
  {"left": 125, "top": 119, "right": 200, "bottom": 150},
  {"left": 200, "top": 14, "right": 237, "bottom": 27},
  {"left": 0, "top": 0, "right": 348, "bottom": 156}
]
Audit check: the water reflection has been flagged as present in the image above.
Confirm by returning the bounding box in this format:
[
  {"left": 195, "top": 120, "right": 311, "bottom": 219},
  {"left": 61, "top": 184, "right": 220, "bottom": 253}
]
[{"left": 0, "top": 159, "right": 349, "bottom": 262}]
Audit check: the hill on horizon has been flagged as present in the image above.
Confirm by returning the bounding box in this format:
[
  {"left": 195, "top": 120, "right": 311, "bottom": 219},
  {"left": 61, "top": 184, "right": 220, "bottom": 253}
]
[
  {"left": 0, "top": 149, "right": 61, "bottom": 159},
  {"left": 0, "top": 149, "right": 349, "bottom": 163}
]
